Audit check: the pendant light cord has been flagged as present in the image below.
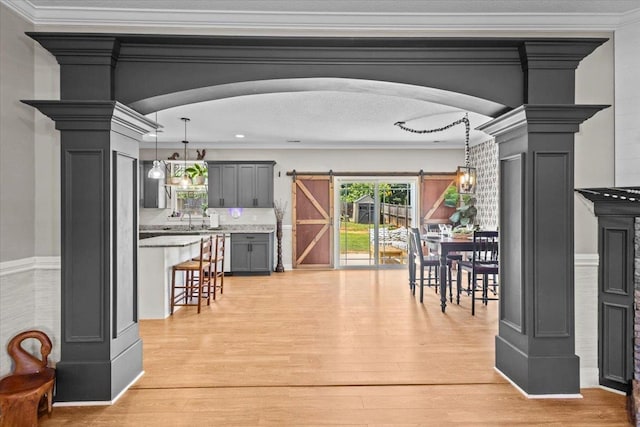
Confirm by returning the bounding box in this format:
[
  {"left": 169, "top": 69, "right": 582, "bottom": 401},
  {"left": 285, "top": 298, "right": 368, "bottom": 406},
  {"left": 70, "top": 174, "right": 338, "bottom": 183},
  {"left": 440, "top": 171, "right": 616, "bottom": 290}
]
[
  {"left": 181, "top": 117, "right": 190, "bottom": 173},
  {"left": 154, "top": 112, "right": 159, "bottom": 161},
  {"left": 394, "top": 113, "right": 471, "bottom": 166}
]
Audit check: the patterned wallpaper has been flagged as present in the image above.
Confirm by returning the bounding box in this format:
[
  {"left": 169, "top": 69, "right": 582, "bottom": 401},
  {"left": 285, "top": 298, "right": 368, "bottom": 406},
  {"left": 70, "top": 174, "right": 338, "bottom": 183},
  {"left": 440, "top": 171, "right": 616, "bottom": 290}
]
[{"left": 469, "top": 139, "right": 499, "bottom": 230}]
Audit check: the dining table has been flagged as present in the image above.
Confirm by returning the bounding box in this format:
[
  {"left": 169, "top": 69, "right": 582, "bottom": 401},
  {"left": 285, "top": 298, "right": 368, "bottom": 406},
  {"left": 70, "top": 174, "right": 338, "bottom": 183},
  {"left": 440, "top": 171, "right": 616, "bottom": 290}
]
[{"left": 423, "top": 235, "right": 476, "bottom": 313}]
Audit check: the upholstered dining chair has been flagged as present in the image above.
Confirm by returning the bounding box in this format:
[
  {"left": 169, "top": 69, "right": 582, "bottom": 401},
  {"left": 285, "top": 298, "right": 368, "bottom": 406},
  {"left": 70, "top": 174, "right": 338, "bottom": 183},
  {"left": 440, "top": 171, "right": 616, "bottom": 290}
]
[{"left": 457, "top": 230, "right": 499, "bottom": 315}]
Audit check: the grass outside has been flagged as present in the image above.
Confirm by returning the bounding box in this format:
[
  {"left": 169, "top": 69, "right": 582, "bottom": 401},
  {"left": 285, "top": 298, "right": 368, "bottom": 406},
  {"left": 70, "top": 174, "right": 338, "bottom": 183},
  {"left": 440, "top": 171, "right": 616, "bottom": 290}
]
[{"left": 339, "top": 221, "right": 372, "bottom": 252}]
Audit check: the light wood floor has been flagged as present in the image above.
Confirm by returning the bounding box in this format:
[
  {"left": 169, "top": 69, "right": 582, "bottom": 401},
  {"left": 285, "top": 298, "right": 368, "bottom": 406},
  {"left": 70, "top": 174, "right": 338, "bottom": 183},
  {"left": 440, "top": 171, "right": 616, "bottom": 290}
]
[{"left": 42, "top": 269, "right": 628, "bottom": 426}]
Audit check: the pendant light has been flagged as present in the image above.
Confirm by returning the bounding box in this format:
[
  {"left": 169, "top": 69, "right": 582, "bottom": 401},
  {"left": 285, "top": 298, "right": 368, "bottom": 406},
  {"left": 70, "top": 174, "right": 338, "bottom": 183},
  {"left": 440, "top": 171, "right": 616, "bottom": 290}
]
[
  {"left": 147, "top": 112, "right": 165, "bottom": 179},
  {"left": 455, "top": 114, "right": 477, "bottom": 195},
  {"left": 179, "top": 117, "right": 191, "bottom": 188}
]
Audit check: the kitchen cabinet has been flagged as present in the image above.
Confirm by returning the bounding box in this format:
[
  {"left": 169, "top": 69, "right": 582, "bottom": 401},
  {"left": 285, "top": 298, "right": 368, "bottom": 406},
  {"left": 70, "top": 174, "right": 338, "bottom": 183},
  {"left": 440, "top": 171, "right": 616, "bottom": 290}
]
[
  {"left": 207, "top": 161, "right": 274, "bottom": 209},
  {"left": 231, "top": 233, "right": 273, "bottom": 275},
  {"left": 207, "top": 163, "right": 238, "bottom": 208},
  {"left": 142, "top": 161, "right": 159, "bottom": 208},
  {"left": 238, "top": 163, "right": 274, "bottom": 208}
]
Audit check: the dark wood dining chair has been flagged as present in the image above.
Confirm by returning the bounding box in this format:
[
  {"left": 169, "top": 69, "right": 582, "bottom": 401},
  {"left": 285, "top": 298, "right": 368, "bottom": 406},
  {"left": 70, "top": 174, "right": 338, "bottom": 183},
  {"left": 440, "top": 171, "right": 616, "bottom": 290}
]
[
  {"left": 457, "top": 231, "right": 499, "bottom": 315},
  {"left": 422, "top": 224, "right": 463, "bottom": 304},
  {"left": 171, "top": 236, "right": 213, "bottom": 314},
  {"left": 409, "top": 228, "right": 441, "bottom": 303},
  {"left": 0, "top": 330, "right": 55, "bottom": 427}
]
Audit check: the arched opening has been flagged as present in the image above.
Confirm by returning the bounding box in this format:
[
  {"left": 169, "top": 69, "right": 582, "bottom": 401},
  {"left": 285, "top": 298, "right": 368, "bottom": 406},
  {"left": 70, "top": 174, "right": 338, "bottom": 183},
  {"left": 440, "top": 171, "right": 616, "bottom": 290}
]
[{"left": 25, "top": 32, "right": 607, "bottom": 402}]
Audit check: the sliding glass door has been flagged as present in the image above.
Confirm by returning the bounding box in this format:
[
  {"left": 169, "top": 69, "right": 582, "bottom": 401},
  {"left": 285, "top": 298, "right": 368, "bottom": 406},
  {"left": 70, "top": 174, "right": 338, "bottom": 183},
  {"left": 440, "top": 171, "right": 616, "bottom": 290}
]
[{"left": 336, "top": 178, "right": 415, "bottom": 268}]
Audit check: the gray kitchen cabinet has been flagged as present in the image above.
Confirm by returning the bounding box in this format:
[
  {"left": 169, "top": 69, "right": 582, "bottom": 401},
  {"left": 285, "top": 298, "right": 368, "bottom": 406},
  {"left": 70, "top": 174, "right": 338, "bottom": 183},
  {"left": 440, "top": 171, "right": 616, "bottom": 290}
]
[
  {"left": 237, "top": 163, "right": 274, "bottom": 208},
  {"left": 255, "top": 163, "right": 274, "bottom": 207},
  {"left": 208, "top": 161, "right": 274, "bottom": 208},
  {"left": 207, "top": 163, "right": 238, "bottom": 208},
  {"left": 141, "top": 161, "right": 159, "bottom": 208},
  {"left": 231, "top": 233, "right": 273, "bottom": 275}
]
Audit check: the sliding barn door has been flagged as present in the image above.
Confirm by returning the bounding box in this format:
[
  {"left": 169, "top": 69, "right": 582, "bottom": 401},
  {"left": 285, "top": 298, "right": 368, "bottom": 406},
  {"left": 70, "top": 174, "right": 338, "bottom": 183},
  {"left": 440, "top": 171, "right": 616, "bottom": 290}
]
[
  {"left": 420, "top": 173, "right": 457, "bottom": 227},
  {"left": 292, "top": 175, "right": 333, "bottom": 268}
]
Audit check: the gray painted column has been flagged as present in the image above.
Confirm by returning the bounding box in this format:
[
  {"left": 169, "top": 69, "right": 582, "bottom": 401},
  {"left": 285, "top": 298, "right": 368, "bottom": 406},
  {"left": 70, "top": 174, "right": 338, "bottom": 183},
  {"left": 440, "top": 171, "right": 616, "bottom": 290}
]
[
  {"left": 519, "top": 40, "right": 603, "bottom": 104},
  {"left": 478, "top": 104, "right": 608, "bottom": 395},
  {"left": 26, "top": 34, "right": 119, "bottom": 100},
  {"left": 23, "top": 100, "right": 156, "bottom": 402}
]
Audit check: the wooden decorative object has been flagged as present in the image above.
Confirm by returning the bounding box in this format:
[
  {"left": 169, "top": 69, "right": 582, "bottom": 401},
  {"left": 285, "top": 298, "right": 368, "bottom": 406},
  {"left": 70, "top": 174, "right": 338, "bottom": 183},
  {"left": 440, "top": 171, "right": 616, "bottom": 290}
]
[
  {"left": 274, "top": 200, "right": 287, "bottom": 273},
  {"left": 0, "top": 330, "right": 56, "bottom": 427},
  {"left": 275, "top": 219, "right": 284, "bottom": 272}
]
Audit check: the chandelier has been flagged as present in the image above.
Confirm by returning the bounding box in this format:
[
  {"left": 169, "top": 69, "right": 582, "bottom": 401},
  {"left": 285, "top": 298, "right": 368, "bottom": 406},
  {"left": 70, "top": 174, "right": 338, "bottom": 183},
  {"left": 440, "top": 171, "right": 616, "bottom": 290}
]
[{"left": 395, "top": 113, "right": 476, "bottom": 194}]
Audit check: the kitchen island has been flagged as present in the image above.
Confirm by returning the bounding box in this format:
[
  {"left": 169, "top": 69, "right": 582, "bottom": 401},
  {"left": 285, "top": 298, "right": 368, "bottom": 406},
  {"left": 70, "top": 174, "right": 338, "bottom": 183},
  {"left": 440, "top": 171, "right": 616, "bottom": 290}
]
[
  {"left": 138, "top": 235, "right": 204, "bottom": 319},
  {"left": 139, "top": 224, "right": 275, "bottom": 275}
]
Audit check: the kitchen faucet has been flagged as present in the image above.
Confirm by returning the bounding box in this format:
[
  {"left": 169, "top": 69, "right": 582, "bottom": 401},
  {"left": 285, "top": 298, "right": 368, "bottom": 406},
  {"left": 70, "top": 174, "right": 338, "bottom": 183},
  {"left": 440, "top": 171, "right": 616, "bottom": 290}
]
[{"left": 181, "top": 212, "right": 193, "bottom": 230}]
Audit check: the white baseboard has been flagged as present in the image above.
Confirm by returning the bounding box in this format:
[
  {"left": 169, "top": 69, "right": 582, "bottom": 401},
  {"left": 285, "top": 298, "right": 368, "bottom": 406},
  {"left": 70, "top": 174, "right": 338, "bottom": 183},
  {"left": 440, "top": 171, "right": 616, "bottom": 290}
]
[
  {"left": 54, "top": 371, "right": 145, "bottom": 407},
  {"left": 495, "top": 367, "right": 583, "bottom": 399},
  {"left": 580, "top": 368, "right": 600, "bottom": 388}
]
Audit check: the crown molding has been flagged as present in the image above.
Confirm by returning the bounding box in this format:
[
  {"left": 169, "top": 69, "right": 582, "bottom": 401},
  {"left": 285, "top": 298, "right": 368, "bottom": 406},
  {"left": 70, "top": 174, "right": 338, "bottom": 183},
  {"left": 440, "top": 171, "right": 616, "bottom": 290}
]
[
  {"left": 0, "top": 0, "right": 635, "bottom": 33},
  {"left": 619, "top": 8, "right": 640, "bottom": 28}
]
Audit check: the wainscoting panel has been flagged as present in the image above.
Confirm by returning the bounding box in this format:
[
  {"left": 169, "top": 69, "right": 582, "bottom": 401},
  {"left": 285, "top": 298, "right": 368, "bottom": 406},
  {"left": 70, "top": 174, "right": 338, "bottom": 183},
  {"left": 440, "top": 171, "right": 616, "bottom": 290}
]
[
  {"left": 0, "top": 258, "right": 61, "bottom": 377},
  {"left": 1, "top": 254, "right": 599, "bottom": 387},
  {"left": 575, "top": 253, "right": 599, "bottom": 387}
]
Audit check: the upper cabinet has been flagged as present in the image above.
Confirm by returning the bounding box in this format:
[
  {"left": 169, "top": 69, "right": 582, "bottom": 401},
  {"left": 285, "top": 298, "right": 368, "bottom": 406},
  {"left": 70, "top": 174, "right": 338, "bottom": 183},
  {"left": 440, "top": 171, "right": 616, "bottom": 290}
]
[
  {"left": 208, "top": 161, "right": 275, "bottom": 208},
  {"left": 208, "top": 163, "right": 238, "bottom": 208}
]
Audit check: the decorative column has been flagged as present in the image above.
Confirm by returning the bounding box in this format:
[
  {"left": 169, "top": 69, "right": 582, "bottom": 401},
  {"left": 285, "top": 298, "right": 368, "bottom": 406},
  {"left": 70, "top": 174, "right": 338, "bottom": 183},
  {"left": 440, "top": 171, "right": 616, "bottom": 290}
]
[
  {"left": 23, "top": 100, "right": 156, "bottom": 402},
  {"left": 478, "top": 104, "right": 608, "bottom": 395}
]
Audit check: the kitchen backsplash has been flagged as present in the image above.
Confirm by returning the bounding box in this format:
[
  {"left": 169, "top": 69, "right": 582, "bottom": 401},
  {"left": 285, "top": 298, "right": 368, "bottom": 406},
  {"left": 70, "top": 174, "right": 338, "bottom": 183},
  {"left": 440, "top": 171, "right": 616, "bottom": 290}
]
[{"left": 140, "top": 207, "right": 276, "bottom": 226}]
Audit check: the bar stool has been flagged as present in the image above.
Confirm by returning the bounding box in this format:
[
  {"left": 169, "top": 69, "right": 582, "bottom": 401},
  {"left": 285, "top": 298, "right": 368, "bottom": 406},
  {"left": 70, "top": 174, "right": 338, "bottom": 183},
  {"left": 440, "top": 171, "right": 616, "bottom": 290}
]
[
  {"left": 170, "top": 236, "right": 213, "bottom": 314},
  {"left": 210, "top": 234, "right": 225, "bottom": 299}
]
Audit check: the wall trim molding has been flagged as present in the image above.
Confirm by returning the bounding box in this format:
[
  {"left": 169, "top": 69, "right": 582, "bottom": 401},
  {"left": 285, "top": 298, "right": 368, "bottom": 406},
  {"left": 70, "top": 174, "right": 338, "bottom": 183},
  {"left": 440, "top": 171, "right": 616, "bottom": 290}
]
[
  {"left": 619, "top": 8, "right": 640, "bottom": 28},
  {"left": 0, "top": 0, "right": 633, "bottom": 32},
  {"left": 0, "top": 256, "right": 61, "bottom": 277},
  {"left": 575, "top": 253, "right": 599, "bottom": 267}
]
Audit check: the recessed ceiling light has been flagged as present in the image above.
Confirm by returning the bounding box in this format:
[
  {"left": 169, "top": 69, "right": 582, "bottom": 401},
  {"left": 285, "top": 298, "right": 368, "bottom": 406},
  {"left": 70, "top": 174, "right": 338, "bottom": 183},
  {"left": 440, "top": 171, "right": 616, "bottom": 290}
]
[{"left": 235, "top": 134, "right": 245, "bottom": 138}]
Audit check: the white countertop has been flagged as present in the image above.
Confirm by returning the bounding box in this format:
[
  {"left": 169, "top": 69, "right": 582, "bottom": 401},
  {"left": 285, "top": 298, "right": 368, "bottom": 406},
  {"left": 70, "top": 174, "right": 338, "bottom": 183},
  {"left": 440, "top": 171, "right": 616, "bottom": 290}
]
[{"left": 139, "top": 235, "right": 204, "bottom": 248}]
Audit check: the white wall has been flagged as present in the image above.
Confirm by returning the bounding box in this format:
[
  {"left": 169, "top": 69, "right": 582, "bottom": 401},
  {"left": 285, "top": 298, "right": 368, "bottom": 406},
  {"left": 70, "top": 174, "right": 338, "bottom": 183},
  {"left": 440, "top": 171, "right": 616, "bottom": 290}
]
[
  {"left": 34, "top": 41, "right": 60, "bottom": 257},
  {"left": 0, "top": 4, "right": 60, "bottom": 377},
  {"left": 614, "top": 14, "right": 640, "bottom": 186},
  {"left": 574, "top": 37, "right": 616, "bottom": 254},
  {"left": 0, "top": 4, "right": 35, "bottom": 262}
]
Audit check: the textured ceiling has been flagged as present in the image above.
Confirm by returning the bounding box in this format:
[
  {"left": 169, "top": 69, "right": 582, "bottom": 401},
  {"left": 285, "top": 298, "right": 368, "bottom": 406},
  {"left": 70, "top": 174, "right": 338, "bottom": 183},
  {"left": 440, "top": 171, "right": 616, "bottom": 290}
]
[{"left": 145, "top": 91, "right": 493, "bottom": 150}]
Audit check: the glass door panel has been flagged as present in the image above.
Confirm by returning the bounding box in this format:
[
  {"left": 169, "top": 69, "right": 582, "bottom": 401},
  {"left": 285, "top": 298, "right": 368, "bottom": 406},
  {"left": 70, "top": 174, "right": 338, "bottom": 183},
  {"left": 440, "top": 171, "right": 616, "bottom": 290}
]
[
  {"left": 337, "top": 179, "right": 414, "bottom": 268},
  {"left": 338, "top": 182, "right": 375, "bottom": 267}
]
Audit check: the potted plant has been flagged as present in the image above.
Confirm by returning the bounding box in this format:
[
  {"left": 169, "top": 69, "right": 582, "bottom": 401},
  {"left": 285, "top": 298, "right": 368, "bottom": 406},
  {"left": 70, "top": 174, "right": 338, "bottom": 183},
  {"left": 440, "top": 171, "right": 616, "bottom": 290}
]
[
  {"left": 443, "top": 184, "right": 478, "bottom": 230},
  {"left": 185, "top": 163, "right": 208, "bottom": 185},
  {"left": 170, "top": 166, "right": 184, "bottom": 185}
]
